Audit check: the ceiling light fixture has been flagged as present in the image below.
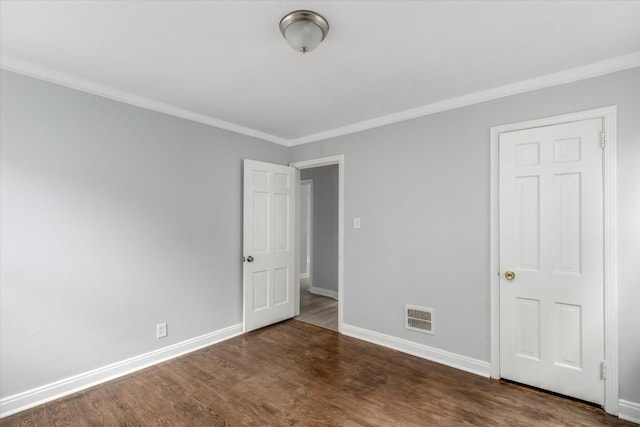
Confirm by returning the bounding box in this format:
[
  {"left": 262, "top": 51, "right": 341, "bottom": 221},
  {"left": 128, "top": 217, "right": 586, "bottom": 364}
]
[{"left": 279, "top": 10, "right": 329, "bottom": 54}]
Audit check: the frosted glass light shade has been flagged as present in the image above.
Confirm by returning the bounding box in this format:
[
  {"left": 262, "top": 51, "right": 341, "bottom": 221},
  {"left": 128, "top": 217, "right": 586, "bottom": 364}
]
[
  {"left": 284, "top": 21, "right": 323, "bottom": 53},
  {"left": 279, "top": 10, "right": 329, "bottom": 54}
]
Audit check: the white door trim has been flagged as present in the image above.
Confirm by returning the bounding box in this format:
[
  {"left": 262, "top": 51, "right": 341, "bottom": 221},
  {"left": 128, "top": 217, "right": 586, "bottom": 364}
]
[
  {"left": 489, "top": 106, "right": 618, "bottom": 414},
  {"left": 300, "top": 179, "right": 313, "bottom": 281},
  {"left": 290, "top": 155, "right": 344, "bottom": 332}
]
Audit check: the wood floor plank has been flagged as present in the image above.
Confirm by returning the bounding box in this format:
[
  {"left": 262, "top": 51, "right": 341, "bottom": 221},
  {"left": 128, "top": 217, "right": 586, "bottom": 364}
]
[{"left": 1, "top": 320, "right": 632, "bottom": 426}]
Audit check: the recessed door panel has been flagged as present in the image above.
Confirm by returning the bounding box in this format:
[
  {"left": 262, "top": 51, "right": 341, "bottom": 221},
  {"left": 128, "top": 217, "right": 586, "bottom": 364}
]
[
  {"left": 516, "top": 298, "right": 541, "bottom": 360},
  {"left": 554, "top": 303, "right": 582, "bottom": 370},
  {"left": 554, "top": 138, "right": 581, "bottom": 163},
  {"left": 274, "top": 267, "right": 289, "bottom": 305},
  {"left": 274, "top": 172, "right": 290, "bottom": 188},
  {"left": 252, "top": 271, "right": 269, "bottom": 311},
  {"left": 516, "top": 176, "right": 540, "bottom": 270},
  {"left": 253, "top": 170, "right": 269, "bottom": 186},
  {"left": 515, "top": 142, "right": 540, "bottom": 166},
  {"left": 274, "top": 193, "right": 289, "bottom": 252},
  {"left": 253, "top": 192, "right": 269, "bottom": 253},
  {"left": 553, "top": 173, "right": 582, "bottom": 274}
]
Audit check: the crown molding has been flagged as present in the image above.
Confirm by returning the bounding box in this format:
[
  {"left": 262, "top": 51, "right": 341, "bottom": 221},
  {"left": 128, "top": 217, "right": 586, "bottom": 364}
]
[
  {"left": 287, "top": 51, "right": 640, "bottom": 145},
  {"left": 2, "top": 52, "right": 639, "bottom": 148},
  {"left": 0, "top": 55, "right": 289, "bottom": 146}
]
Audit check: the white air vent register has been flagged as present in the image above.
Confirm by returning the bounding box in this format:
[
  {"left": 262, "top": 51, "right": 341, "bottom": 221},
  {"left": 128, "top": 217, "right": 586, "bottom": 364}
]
[{"left": 405, "top": 305, "right": 435, "bottom": 334}]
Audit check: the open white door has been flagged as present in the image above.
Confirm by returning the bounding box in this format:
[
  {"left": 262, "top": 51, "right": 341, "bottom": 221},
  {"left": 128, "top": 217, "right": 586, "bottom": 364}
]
[
  {"left": 499, "top": 118, "right": 604, "bottom": 404},
  {"left": 243, "top": 159, "right": 296, "bottom": 332}
]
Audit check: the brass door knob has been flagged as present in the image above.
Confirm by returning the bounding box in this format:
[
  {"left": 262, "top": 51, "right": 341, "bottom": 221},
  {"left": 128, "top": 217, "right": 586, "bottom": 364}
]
[{"left": 505, "top": 271, "right": 516, "bottom": 280}]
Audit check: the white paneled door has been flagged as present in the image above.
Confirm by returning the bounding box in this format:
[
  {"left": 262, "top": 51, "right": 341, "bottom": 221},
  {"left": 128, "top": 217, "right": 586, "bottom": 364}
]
[
  {"left": 243, "top": 160, "right": 296, "bottom": 332},
  {"left": 499, "top": 119, "right": 604, "bottom": 404}
]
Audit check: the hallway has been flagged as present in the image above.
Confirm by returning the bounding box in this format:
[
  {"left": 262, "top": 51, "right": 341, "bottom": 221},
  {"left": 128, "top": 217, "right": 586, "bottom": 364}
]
[{"left": 296, "top": 276, "right": 338, "bottom": 331}]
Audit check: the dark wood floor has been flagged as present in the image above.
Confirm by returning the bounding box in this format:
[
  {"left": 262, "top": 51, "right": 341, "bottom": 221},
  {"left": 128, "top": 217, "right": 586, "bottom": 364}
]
[{"left": 1, "top": 320, "right": 632, "bottom": 426}]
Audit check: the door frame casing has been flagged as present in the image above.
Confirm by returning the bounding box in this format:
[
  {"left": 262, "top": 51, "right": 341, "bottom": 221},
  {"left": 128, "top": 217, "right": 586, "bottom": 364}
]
[
  {"left": 299, "top": 179, "right": 314, "bottom": 281},
  {"left": 489, "top": 106, "right": 618, "bottom": 414},
  {"left": 290, "top": 155, "right": 344, "bottom": 332}
]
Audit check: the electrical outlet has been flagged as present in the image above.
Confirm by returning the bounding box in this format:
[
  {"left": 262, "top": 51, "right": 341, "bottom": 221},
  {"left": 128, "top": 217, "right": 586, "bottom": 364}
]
[{"left": 156, "top": 322, "right": 168, "bottom": 339}]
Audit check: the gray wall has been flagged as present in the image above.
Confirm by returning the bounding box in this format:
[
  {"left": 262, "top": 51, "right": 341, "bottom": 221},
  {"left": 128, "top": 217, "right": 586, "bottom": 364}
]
[
  {"left": 301, "top": 165, "right": 339, "bottom": 294},
  {"left": 0, "top": 70, "right": 289, "bottom": 398},
  {"left": 290, "top": 67, "right": 640, "bottom": 404}
]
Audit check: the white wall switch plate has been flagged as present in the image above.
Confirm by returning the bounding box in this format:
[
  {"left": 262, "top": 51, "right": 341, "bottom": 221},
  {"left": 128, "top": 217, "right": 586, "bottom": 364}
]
[
  {"left": 354, "top": 217, "right": 361, "bottom": 229},
  {"left": 156, "top": 322, "right": 168, "bottom": 339}
]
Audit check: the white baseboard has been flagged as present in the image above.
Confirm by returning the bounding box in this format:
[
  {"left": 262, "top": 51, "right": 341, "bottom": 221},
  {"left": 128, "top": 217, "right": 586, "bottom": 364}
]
[
  {"left": 341, "top": 323, "right": 491, "bottom": 378},
  {"left": 0, "top": 323, "right": 243, "bottom": 418},
  {"left": 619, "top": 399, "right": 640, "bottom": 424},
  {"left": 309, "top": 285, "right": 338, "bottom": 300}
]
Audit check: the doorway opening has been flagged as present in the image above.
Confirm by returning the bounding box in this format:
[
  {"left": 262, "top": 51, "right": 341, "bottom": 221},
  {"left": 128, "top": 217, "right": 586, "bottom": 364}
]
[{"left": 291, "top": 155, "right": 344, "bottom": 333}]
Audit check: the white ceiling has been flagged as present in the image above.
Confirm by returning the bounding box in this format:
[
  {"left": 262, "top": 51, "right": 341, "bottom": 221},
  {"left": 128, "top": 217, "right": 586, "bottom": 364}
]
[{"left": 1, "top": 1, "right": 639, "bottom": 146}]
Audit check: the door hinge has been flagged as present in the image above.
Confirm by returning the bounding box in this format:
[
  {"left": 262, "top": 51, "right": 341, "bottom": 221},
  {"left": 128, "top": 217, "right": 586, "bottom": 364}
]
[
  {"left": 600, "top": 131, "right": 605, "bottom": 149},
  {"left": 600, "top": 361, "right": 607, "bottom": 380}
]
